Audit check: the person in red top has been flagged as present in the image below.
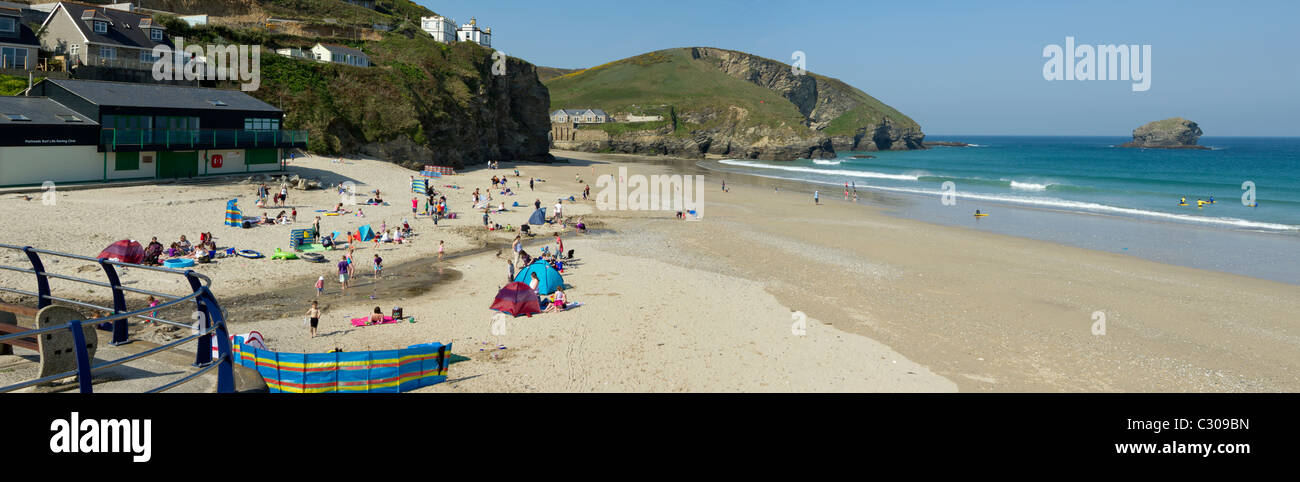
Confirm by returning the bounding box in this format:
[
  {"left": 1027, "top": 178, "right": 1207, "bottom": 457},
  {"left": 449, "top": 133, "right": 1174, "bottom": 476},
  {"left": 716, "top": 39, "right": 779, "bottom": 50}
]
[
  {"left": 555, "top": 234, "right": 564, "bottom": 259},
  {"left": 411, "top": 197, "right": 419, "bottom": 214}
]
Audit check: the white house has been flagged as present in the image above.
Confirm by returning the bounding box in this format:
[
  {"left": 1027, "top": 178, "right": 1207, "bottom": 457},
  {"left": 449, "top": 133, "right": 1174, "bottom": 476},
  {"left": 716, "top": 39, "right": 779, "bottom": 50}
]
[
  {"left": 420, "top": 15, "right": 456, "bottom": 43},
  {"left": 551, "top": 108, "right": 612, "bottom": 124},
  {"left": 456, "top": 17, "right": 491, "bottom": 47},
  {"left": 311, "top": 43, "right": 369, "bottom": 67}
]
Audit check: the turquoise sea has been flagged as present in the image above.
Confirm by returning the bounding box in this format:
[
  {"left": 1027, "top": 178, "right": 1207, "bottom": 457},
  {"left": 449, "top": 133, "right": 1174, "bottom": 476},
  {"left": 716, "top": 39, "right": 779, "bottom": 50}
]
[{"left": 704, "top": 136, "right": 1300, "bottom": 283}]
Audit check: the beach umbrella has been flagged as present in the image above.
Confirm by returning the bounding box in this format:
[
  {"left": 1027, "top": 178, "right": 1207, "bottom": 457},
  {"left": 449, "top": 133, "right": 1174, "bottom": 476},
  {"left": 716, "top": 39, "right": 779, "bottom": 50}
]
[
  {"left": 513, "top": 260, "right": 564, "bottom": 295},
  {"left": 527, "top": 208, "right": 547, "bottom": 225},
  {"left": 490, "top": 282, "right": 541, "bottom": 317},
  {"left": 98, "top": 239, "right": 145, "bottom": 264}
]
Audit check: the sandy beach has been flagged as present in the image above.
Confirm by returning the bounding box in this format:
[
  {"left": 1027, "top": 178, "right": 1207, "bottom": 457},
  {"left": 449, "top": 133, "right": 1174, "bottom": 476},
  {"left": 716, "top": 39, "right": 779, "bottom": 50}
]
[{"left": 2, "top": 150, "right": 1296, "bottom": 392}]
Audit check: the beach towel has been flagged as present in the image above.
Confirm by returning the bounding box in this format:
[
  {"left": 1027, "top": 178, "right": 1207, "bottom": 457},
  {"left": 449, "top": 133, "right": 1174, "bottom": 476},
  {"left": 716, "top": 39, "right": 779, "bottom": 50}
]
[{"left": 350, "top": 316, "right": 400, "bottom": 327}]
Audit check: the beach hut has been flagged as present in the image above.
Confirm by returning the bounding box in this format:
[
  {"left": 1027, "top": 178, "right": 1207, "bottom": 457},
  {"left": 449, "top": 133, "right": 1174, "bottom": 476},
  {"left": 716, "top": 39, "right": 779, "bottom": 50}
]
[
  {"left": 98, "top": 240, "right": 145, "bottom": 264},
  {"left": 527, "top": 208, "right": 547, "bottom": 225},
  {"left": 225, "top": 199, "right": 242, "bottom": 227},
  {"left": 490, "top": 282, "right": 541, "bottom": 317},
  {"left": 513, "top": 260, "right": 564, "bottom": 295}
]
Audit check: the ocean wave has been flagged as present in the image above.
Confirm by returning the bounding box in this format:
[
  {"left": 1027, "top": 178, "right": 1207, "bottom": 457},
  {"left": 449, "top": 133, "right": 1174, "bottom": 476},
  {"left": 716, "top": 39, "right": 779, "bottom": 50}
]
[
  {"left": 719, "top": 159, "right": 920, "bottom": 181},
  {"left": 1009, "top": 180, "right": 1049, "bottom": 191},
  {"left": 812, "top": 159, "right": 841, "bottom": 165},
  {"left": 706, "top": 164, "right": 1300, "bottom": 232}
]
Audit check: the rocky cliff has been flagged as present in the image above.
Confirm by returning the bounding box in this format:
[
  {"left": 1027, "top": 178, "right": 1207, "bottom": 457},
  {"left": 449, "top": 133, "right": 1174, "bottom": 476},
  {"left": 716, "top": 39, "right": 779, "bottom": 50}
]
[
  {"left": 1119, "top": 117, "right": 1208, "bottom": 149},
  {"left": 545, "top": 47, "right": 924, "bottom": 161},
  {"left": 161, "top": 14, "right": 553, "bottom": 170}
]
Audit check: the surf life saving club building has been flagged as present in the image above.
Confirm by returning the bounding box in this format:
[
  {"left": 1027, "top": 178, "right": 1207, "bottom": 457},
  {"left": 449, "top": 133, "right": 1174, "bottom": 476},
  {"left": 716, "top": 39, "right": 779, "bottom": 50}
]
[{"left": 0, "top": 78, "right": 307, "bottom": 187}]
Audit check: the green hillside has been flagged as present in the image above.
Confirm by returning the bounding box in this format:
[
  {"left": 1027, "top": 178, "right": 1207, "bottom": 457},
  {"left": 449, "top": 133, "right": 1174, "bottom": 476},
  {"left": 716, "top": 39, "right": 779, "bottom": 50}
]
[
  {"left": 546, "top": 49, "right": 807, "bottom": 135},
  {"left": 544, "top": 47, "right": 924, "bottom": 157}
]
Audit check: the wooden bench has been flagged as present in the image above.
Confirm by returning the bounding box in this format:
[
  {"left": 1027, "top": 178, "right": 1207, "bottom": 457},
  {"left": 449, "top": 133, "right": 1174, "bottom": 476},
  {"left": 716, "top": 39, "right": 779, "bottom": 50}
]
[{"left": 0, "top": 321, "right": 38, "bottom": 354}]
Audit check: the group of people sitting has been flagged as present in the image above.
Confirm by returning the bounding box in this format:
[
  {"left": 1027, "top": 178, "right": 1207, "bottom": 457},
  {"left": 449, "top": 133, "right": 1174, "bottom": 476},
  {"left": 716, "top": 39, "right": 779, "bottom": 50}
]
[
  {"left": 143, "top": 233, "right": 219, "bottom": 265},
  {"left": 259, "top": 210, "right": 297, "bottom": 225}
]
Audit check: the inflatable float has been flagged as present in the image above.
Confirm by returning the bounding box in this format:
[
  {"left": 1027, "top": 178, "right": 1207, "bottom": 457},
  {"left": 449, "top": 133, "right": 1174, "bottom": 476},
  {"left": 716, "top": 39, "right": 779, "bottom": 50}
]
[
  {"left": 974, "top": 213, "right": 989, "bottom": 217},
  {"left": 163, "top": 258, "right": 196, "bottom": 269},
  {"left": 237, "top": 249, "right": 263, "bottom": 259},
  {"left": 271, "top": 248, "right": 298, "bottom": 260},
  {"left": 300, "top": 252, "right": 325, "bottom": 263}
]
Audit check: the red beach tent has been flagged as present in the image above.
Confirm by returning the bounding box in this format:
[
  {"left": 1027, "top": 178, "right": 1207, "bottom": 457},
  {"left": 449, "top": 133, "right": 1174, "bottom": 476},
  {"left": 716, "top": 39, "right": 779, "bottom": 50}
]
[
  {"left": 490, "top": 282, "right": 541, "bottom": 317},
  {"left": 98, "top": 239, "right": 145, "bottom": 264}
]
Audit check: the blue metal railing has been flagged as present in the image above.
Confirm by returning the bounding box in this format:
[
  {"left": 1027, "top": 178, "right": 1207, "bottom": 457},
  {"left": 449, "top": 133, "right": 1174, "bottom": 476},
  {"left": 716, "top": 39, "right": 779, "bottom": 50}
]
[{"left": 0, "top": 244, "right": 234, "bottom": 393}]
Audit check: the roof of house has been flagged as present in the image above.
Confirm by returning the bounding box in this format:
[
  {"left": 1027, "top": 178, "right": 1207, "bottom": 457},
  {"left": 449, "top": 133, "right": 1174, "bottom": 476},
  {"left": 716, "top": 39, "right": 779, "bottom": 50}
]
[
  {"left": 0, "top": 96, "right": 98, "bottom": 125},
  {"left": 315, "top": 43, "right": 368, "bottom": 59},
  {"left": 41, "top": 78, "right": 281, "bottom": 112},
  {"left": 52, "top": 2, "right": 173, "bottom": 50},
  {"left": 0, "top": 6, "right": 41, "bottom": 46},
  {"left": 555, "top": 108, "right": 608, "bottom": 117}
]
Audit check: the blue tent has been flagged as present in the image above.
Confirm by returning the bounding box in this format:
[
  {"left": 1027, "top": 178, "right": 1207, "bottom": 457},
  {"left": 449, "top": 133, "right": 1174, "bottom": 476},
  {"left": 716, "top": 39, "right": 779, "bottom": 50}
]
[
  {"left": 513, "top": 260, "right": 564, "bottom": 295},
  {"left": 358, "top": 224, "right": 375, "bottom": 242},
  {"left": 527, "top": 208, "right": 547, "bottom": 225}
]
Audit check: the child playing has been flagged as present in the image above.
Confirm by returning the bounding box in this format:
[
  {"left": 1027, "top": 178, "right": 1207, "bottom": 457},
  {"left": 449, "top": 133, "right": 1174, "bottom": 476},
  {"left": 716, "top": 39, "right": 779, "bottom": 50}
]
[
  {"left": 438, "top": 240, "right": 445, "bottom": 262},
  {"left": 315, "top": 276, "right": 324, "bottom": 297},
  {"left": 306, "top": 301, "right": 321, "bottom": 338},
  {"left": 373, "top": 253, "right": 383, "bottom": 278}
]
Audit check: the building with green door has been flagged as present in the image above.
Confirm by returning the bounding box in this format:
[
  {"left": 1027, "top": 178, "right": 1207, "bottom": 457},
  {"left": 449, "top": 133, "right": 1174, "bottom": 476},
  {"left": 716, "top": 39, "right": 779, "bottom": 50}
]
[{"left": 1, "top": 78, "right": 307, "bottom": 187}]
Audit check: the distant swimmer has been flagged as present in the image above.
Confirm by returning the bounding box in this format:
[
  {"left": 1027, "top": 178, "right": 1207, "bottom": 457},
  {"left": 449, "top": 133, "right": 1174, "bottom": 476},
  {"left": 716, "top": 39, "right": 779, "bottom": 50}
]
[
  {"left": 1196, "top": 199, "right": 1205, "bottom": 208},
  {"left": 974, "top": 209, "right": 988, "bottom": 217},
  {"left": 1209, "top": 195, "right": 1215, "bottom": 204},
  {"left": 814, "top": 190, "right": 820, "bottom": 205}
]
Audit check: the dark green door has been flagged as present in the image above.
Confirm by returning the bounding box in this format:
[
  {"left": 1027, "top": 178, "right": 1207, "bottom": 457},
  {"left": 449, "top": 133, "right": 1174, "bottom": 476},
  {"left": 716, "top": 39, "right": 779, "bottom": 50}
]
[{"left": 157, "top": 151, "right": 198, "bottom": 179}]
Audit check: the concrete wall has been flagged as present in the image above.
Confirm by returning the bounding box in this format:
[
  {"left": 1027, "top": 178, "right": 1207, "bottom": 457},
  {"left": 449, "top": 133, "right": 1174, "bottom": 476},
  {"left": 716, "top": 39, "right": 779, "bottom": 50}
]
[
  {"left": 0, "top": 147, "right": 282, "bottom": 186},
  {"left": 200, "top": 148, "right": 281, "bottom": 175},
  {"left": 0, "top": 145, "right": 102, "bottom": 186}
]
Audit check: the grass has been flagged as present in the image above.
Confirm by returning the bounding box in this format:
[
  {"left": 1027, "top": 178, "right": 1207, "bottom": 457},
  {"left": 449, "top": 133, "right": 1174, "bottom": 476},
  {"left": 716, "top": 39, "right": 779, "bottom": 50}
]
[
  {"left": 547, "top": 48, "right": 808, "bottom": 134},
  {"left": 545, "top": 47, "right": 921, "bottom": 141},
  {"left": 0, "top": 74, "right": 38, "bottom": 96}
]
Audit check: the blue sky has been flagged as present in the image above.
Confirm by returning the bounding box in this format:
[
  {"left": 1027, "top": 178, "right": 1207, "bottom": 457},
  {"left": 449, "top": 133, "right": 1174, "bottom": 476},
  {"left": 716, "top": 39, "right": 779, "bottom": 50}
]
[{"left": 417, "top": 0, "right": 1299, "bottom": 136}]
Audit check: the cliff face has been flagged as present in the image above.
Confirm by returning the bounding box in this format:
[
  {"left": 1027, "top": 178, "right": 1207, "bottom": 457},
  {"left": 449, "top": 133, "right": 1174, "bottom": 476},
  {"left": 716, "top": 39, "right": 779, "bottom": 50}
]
[
  {"left": 1119, "top": 118, "right": 1207, "bottom": 149},
  {"left": 545, "top": 47, "right": 924, "bottom": 161},
  {"left": 356, "top": 58, "right": 554, "bottom": 169},
  {"left": 161, "top": 16, "right": 553, "bottom": 169},
  {"left": 254, "top": 38, "right": 553, "bottom": 169}
]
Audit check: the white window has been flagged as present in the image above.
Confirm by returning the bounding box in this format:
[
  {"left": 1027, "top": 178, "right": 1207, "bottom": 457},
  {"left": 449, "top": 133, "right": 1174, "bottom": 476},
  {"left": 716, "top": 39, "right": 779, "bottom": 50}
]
[
  {"left": 93, "top": 21, "right": 107, "bottom": 34},
  {"left": 140, "top": 50, "right": 159, "bottom": 64},
  {"left": 0, "top": 17, "right": 15, "bottom": 33},
  {"left": 99, "top": 46, "right": 115, "bottom": 60},
  {"left": 150, "top": 28, "right": 163, "bottom": 41},
  {"left": 70, "top": 44, "right": 79, "bottom": 57}
]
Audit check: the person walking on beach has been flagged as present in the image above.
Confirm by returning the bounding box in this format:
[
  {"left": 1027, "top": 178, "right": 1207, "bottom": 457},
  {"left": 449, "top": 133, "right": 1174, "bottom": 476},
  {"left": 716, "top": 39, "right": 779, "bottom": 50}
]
[
  {"left": 338, "top": 257, "right": 352, "bottom": 294},
  {"left": 306, "top": 301, "right": 321, "bottom": 338},
  {"left": 529, "top": 178, "right": 534, "bottom": 191},
  {"left": 314, "top": 276, "right": 324, "bottom": 297},
  {"left": 814, "top": 190, "right": 820, "bottom": 205},
  {"left": 438, "top": 240, "right": 445, "bottom": 262},
  {"left": 373, "top": 253, "right": 383, "bottom": 278}
]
